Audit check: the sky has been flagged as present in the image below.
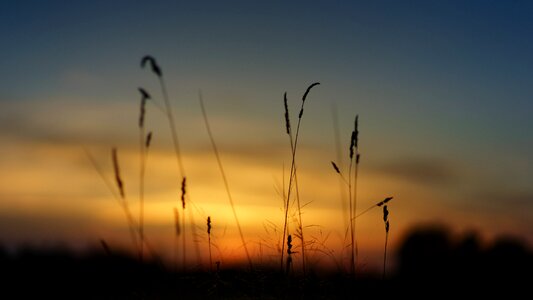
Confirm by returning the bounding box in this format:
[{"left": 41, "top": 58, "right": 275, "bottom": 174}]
[{"left": 1, "top": 0, "right": 532, "bottom": 272}]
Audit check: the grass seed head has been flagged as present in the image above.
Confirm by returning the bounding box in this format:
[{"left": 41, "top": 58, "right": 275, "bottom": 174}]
[
  {"left": 139, "top": 98, "right": 146, "bottom": 128},
  {"left": 284, "top": 92, "right": 291, "bottom": 135},
  {"left": 331, "top": 161, "right": 341, "bottom": 174},
  {"left": 302, "top": 82, "right": 320, "bottom": 103},
  {"left": 377, "top": 197, "right": 393, "bottom": 207},
  {"left": 180, "top": 177, "right": 186, "bottom": 209},
  {"left": 138, "top": 87, "right": 151, "bottom": 100},
  {"left": 349, "top": 131, "right": 355, "bottom": 159},
  {"left": 287, "top": 234, "right": 293, "bottom": 254},
  {"left": 298, "top": 82, "right": 320, "bottom": 119},
  {"left": 145, "top": 131, "right": 152, "bottom": 148},
  {"left": 111, "top": 148, "right": 124, "bottom": 199},
  {"left": 141, "top": 55, "right": 162, "bottom": 77}
]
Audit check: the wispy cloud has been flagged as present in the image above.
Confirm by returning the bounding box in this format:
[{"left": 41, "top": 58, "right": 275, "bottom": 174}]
[
  {"left": 0, "top": 100, "right": 139, "bottom": 149},
  {"left": 371, "top": 157, "right": 460, "bottom": 186},
  {"left": 469, "top": 189, "right": 533, "bottom": 211}
]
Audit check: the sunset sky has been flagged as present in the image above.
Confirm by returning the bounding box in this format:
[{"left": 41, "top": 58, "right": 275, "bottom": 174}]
[{"left": 1, "top": 1, "right": 532, "bottom": 272}]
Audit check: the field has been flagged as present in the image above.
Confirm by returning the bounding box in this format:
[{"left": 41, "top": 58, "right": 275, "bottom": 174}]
[{"left": 1, "top": 223, "right": 531, "bottom": 299}]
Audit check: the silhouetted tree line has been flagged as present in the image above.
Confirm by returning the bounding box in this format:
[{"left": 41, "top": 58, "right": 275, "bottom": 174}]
[
  {"left": 0, "top": 223, "right": 531, "bottom": 299},
  {"left": 392, "top": 223, "right": 532, "bottom": 297}
]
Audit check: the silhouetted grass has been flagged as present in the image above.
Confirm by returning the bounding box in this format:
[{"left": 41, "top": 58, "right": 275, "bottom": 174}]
[
  {"left": 111, "top": 148, "right": 139, "bottom": 252},
  {"left": 382, "top": 205, "right": 390, "bottom": 279},
  {"left": 73, "top": 56, "right": 533, "bottom": 299},
  {"left": 281, "top": 82, "right": 320, "bottom": 274},
  {"left": 2, "top": 224, "right": 531, "bottom": 298},
  {"left": 198, "top": 91, "right": 253, "bottom": 270},
  {"left": 138, "top": 88, "right": 149, "bottom": 262},
  {"left": 140, "top": 55, "right": 203, "bottom": 267},
  {"left": 207, "top": 216, "right": 212, "bottom": 273}
]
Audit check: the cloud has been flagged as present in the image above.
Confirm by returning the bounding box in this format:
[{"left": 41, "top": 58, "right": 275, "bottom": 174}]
[
  {"left": 0, "top": 100, "right": 137, "bottom": 150},
  {"left": 371, "top": 157, "right": 460, "bottom": 186},
  {"left": 471, "top": 189, "right": 533, "bottom": 210}
]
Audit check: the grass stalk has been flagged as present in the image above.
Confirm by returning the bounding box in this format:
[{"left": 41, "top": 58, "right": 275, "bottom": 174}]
[
  {"left": 181, "top": 177, "right": 187, "bottom": 270},
  {"left": 286, "top": 234, "right": 293, "bottom": 275},
  {"left": 355, "top": 197, "right": 393, "bottom": 220},
  {"left": 85, "top": 148, "right": 137, "bottom": 251},
  {"left": 280, "top": 82, "right": 319, "bottom": 273},
  {"left": 331, "top": 114, "right": 359, "bottom": 275},
  {"left": 331, "top": 104, "right": 349, "bottom": 241},
  {"left": 199, "top": 91, "right": 253, "bottom": 270},
  {"left": 207, "top": 216, "right": 212, "bottom": 273},
  {"left": 141, "top": 55, "right": 203, "bottom": 268},
  {"left": 383, "top": 205, "right": 390, "bottom": 280},
  {"left": 84, "top": 147, "right": 163, "bottom": 264},
  {"left": 284, "top": 92, "right": 306, "bottom": 274},
  {"left": 112, "top": 148, "right": 139, "bottom": 254},
  {"left": 138, "top": 90, "right": 148, "bottom": 262},
  {"left": 173, "top": 207, "right": 180, "bottom": 272},
  {"left": 351, "top": 115, "right": 360, "bottom": 275}
]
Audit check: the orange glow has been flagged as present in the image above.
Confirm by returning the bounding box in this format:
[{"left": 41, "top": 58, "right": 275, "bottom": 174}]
[
  {"left": 1, "top": 97, "right": 530, "bottom": 274},
  {"left": 0, "top": 134, "right": 417, "bottom": 271}
]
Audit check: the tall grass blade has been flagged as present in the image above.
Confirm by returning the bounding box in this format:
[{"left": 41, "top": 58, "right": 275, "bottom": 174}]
[{"left": 199, "top": 91, "right": 253, "bottom": 270}]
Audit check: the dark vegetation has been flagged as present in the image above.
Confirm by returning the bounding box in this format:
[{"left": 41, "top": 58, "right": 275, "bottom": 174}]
[{"left": 1, "top": 224, "right": 531, "bottom": 299}]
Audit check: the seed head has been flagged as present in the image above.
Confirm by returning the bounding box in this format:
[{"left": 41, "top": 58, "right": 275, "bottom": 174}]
[
  {"left": 141, "top": 55, "right": 162, "bottom": 77},
  {"left": 284, "top": 92, "right": 291, "bottom": 135},
  {"left": 302, "top": 82, "right": 320, "bottom": 103},
  {"left": 377, "top": 197, "right": 393, "bottom": 207},
  {"left": 180, "top": 177, "right": 186, "bottom": 209},
  {"left": 145, "top": 132, "right": 152, "bottom": 148},
  {"left": 111, "top": 148, "right": 124, "bottom": 199},
  {"left": 331, "top": 161, "right": 340, "bottom": 174},
  {"left": 383, "top": 205, "right": 389, "bottom": 222}
]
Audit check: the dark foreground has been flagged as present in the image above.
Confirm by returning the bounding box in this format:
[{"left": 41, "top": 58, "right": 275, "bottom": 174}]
[{"left": 1, "top": 224, "right": 531, "bottom": 299}]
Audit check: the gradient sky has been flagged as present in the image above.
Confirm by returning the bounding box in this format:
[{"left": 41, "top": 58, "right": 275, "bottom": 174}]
[{"left": 1, "top": 0, "right": 532, "bottom": 271}]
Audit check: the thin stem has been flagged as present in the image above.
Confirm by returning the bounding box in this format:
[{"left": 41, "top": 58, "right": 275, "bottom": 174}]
[
  {"left": 159, "top": 76, "right": 186, "bottom": 267},
  {"left": 139, "top": 127, "right": 146, "bottom": 262},
  {"left": 85, "top": 147, "right": 163, "bottom": 262},
  {"left": 159, "top": 77, "right": 185, "bottom": 176},
  {"left": 85, "top": 148, "right": 138, "bottom": 251},
  {"left": 288, "top": 131, "right": 306, "bottom": 275},
  {"left": 173, "top": 207, "right": 179, "bottom": 272},
  {"left": 182, "top": 206, "right": 186, "bottom": 270},
  {"left": 354, "top": 205, "right": 375, "bottom": 220},
  {"left": 383, "top": 231, "right": 388, "bottom": 280},
  {"left": 158, "top": 76, "right": 204, "bottom": 267},
  {"left": 199, "top": 92, "right": 253, "bottom": 270},
  {"left": 207, "top": 216, "right": 213, "bottom": 272},
  {"left": 208, "top": 234, "right": 213, "bottom": 273},
  {"left": 189, "top": 207, "right": 202, "bottom": 267},
  {"left": 348, "top": 156, "right": 355, "bottom": 275},
  {"left": 141, "top": 57, "right": 196, "bottom": 266},
  {"left": 352, "top": 148, "right": 359, "bottom": 272},
  {"left": 293, "top": 171, "right": 305, "bottom": 275},
  {"left": 331, "top": 104, "right": 349, "bottom": 239},
  {"left": 280, "top": 83, "right": 319, "bottom": 273}
]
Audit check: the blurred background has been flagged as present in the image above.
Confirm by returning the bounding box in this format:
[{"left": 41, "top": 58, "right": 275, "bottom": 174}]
[{"left": 0, "top": 1, "right": 532, "bottom": 273}]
